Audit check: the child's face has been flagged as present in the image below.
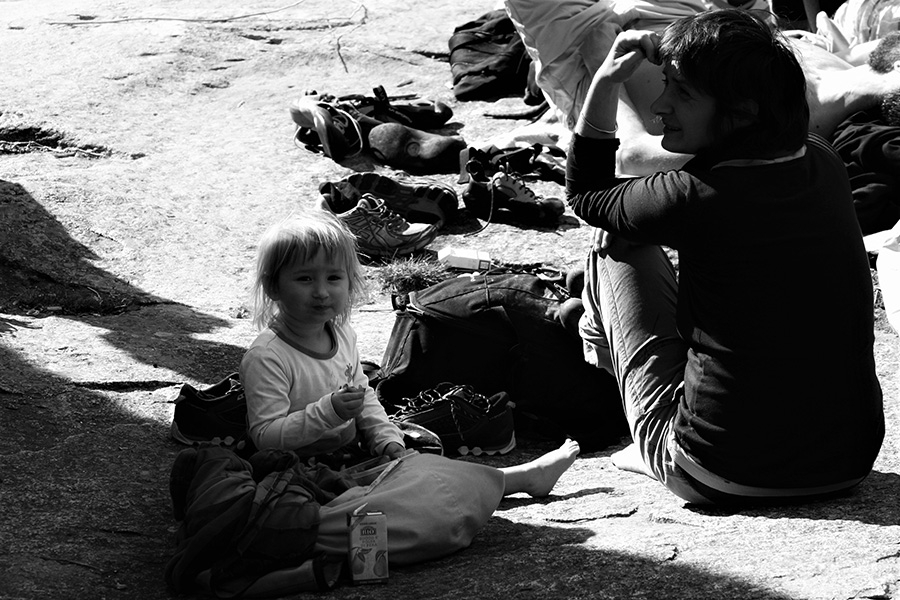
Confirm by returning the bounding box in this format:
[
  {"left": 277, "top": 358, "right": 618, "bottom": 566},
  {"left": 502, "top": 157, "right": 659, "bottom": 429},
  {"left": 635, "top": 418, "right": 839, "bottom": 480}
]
[
  {"left": 651, "top": 61, "right": 720, "bottom": 155},
  {"left": 273, "top": 249, "right": 350, "bottom": 328}
]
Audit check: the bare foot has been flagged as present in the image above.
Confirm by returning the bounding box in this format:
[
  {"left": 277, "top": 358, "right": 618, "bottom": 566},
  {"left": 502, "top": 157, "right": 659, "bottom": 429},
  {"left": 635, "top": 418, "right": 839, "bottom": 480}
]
[
  {"left": 502, "top": 438, "right": 581, "bottom": 498},
  {"left": 611, "top": 442, "right": 655, "bottom": 478}
]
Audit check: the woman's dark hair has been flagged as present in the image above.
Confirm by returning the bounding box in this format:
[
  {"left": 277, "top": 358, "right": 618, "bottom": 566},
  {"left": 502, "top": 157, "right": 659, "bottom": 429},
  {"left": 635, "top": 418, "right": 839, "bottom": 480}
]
[{"left": 658, "top": 9, "right": 809, "bottom": 156}]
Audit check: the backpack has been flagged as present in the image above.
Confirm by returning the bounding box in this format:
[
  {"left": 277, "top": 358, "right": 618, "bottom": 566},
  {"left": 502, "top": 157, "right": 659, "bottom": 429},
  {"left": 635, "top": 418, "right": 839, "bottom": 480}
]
[
  {"left": 448, "top": 10, "right": 532, "bottom": 101},
  {"left": 165, "top": 446, "right": 341, "bottom": 598},
  {"left": 373, "top": 271, "right": 627, "bottom": 452}
]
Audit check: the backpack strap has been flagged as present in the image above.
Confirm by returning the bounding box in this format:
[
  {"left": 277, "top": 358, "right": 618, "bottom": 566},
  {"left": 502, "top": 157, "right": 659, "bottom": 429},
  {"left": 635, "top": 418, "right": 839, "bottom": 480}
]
[
  {"left": 205, "top": 469, "right": 295, "bottom": 598},
  {"left": 234, "top": 470, "right": 294, "bottom": 555}
]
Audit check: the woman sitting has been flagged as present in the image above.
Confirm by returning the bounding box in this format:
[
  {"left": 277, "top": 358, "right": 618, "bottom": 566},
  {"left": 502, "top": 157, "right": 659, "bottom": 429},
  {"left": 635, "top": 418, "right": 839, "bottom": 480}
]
[{"left": 566, "top": 9, "right": 884, "bottom": 504}]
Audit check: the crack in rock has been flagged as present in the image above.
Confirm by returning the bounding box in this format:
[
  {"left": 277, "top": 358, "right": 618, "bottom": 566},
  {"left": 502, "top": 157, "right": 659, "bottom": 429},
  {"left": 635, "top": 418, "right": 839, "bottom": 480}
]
[{"left": 0, "top": 125, "right": 114, "bottom": 158}]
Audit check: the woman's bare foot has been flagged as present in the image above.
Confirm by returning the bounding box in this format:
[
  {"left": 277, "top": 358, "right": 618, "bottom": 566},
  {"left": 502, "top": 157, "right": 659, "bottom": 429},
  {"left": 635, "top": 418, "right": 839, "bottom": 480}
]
[
  {"left": 501, "top": 438, "right": 581, "bottom": 498},
  {"left": 610, "top": 442, "right": 655, "bottom": 478}
]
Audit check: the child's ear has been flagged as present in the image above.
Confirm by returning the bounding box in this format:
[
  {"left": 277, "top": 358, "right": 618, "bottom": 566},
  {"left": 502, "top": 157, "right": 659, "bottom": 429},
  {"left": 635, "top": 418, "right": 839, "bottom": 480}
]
[{"left": 265, "top": 282, "right": 280, "bottom": 302}]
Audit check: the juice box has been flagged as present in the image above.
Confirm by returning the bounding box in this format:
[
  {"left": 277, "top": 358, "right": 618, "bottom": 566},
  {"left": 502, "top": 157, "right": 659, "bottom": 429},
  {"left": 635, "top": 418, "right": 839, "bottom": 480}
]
[
  {"left": 437, "top": 246, "right": 492, "bottom": 271},
  {"left": 347, "top": 509, "right": 388, "bottom": 584}
]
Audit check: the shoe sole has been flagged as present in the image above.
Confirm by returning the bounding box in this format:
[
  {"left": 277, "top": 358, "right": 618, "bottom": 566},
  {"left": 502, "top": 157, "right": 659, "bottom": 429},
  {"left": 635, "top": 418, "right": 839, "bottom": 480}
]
[
  {"left": 170, "top": 420, "right": 248, "bottom": 450},
  {"left": 356, "top": 233, "right": 435, "bottom": 258},
  {"left": 456, "top": 431, "right": 517, "bottom": 456},
  {"left": 346, "top": 172, "right": 458, "bottom": 227}
]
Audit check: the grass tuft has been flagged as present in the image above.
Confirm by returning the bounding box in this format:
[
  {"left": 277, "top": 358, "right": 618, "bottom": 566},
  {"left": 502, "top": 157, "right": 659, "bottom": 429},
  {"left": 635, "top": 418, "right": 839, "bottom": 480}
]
[{"left": 374, "top": 255, "right": 452, "bottom": 296}]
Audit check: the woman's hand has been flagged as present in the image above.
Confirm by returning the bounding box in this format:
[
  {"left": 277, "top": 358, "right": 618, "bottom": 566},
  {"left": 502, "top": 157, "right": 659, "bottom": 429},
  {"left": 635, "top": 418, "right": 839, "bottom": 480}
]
[
  {"left": 598, "top": 30, "right": 662, "bottom": 84},
  {"left": 577, "top": 30, "right": 662, "bottom": 138},
  {"left": 331, "top": 384, "right": 366, "bottom": 421}
]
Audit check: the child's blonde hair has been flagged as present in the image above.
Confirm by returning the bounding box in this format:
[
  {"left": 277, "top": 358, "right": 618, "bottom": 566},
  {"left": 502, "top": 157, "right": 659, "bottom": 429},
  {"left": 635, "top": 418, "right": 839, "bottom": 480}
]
[{"left": 250, "top": 210, "right": 367, "bottom": 330}]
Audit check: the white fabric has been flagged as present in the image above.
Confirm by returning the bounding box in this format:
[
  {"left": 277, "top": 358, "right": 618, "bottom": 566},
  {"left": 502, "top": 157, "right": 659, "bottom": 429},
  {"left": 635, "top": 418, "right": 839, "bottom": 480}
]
[
  {"left": 506, "top": 0, "right": 630, "bottom": 131},
  {"left": 831, "top": 0, "right": 900, "bottom": 47},
  {"left": 500, "top": 0, "right": 772, "bottom": 143},
  {"left": 314, "top": 452, "right": 505, "bottom": 565},
  {"left": 240, "top": 321, "right": 404, "bottom": 455}
]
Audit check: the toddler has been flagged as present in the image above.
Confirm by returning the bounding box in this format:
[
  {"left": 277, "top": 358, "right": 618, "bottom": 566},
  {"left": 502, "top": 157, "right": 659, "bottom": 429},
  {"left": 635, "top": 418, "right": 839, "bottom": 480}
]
[{"left": 240, "top": 210, "right": 405, "bottom": 462}]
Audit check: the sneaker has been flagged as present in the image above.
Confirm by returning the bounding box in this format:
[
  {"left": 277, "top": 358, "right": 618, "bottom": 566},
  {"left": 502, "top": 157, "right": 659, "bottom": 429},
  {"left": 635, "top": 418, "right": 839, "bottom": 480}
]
[
  {"left": 319, "top": 194, "right": 438, "bottom": 258},
  {"left": 463, "top": 168, "right": 565, "bottom": 226},
  {"left": 319, "top": 172, "right": 458, "bottom": 228},
  {"left": 391, "top": 383, "right": 516, "bottom": 456},
  {"left": 170, "top": 373, "right": 253, "bottom": 453}
]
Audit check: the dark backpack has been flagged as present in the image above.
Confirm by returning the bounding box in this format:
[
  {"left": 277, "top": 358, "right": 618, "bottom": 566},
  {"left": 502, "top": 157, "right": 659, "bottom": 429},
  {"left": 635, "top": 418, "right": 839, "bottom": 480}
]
[
  {"left": 448, "top": 10, "right": 532, "bottom": 101},
  {"left": 165, "top": 446, "right": 341, "bottom": 598},
  {"left": 374, "top": 271, "right": 627, "bottom": 452}
]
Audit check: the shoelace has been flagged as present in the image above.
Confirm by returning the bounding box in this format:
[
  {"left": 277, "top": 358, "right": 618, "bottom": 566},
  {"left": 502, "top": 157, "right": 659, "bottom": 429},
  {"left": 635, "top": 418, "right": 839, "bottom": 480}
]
[
  {"left": 360, "top": 196, "right": 412, "bottom": 234},
  {"left": 291, "top": 101, "right": 364, "bottom": 158},
  {"left": 377, "top": 205, "right": 412, "bottom": 234},
  {"left": 465, "top": 164, "right": 516, "bottom": 238},
  {"left": 444, "top": 385, "right": 494, "bottom": 414},
  {"left": 494, "top": 170, "right": 540, "bottom": 203},
  {"left": 393, "top": 386, "right": 448, "bottom": 419},
  {"left": 445, "top": 386, "right": 503, "bottom": 445},
  {"left": 326, "top": 105, "right": 364, "bottom": 158}
]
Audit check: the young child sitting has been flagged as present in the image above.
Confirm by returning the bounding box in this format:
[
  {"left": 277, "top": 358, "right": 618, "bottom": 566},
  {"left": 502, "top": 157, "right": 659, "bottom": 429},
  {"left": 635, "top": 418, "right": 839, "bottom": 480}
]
[
  {"left": 177, "top": 210, "right": 583, "bottom": 572},
  {"left": 240, "top": 210, "right": 406, "bottom": 465},
  {"left": 238, "top": 209, "right": 579, "bottom": 488}
]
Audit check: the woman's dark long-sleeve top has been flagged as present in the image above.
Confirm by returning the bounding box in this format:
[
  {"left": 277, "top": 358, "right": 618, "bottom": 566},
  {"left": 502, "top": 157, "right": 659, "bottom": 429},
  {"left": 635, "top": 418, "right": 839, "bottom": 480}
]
[{"left": 566, "top": 133, "right": 884, "bottom": 488}]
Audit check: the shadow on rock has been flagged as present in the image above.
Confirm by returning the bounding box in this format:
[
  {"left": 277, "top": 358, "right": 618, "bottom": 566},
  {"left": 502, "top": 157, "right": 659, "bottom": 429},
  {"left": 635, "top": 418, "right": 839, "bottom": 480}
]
[
  {"left": 0, "top": 341, "right": 181, "bottom": 454},
  {"left": 0, "top": 179, "right": 245, "bottom": 383},
  {"left": 0, "top": 341, "right": 183, "bottom": 599},
  {"left": 373, "top": 517, "right": 796, "bottom": 600}
]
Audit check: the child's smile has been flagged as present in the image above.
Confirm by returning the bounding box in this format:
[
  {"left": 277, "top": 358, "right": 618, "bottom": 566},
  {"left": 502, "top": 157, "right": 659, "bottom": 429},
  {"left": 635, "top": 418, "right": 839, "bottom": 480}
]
[{"left": 274, "top": 249, "right": 350, "bottom": 333}]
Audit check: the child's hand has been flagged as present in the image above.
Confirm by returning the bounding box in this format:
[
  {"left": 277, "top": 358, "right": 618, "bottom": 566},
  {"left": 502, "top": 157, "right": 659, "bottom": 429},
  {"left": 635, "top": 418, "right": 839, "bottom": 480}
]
[
  {"left": 383, "top": 442, "right": 406, "bottom": 460},
  {"left": 331, "top": 384, "right": 365, "bottom": 421}
]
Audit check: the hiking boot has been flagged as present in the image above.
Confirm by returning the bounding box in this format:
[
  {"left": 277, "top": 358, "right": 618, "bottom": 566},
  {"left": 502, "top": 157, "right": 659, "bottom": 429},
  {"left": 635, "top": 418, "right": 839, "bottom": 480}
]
[
  {"left": 458, "top": 144, "right": 565, "bottom": 185},
  {"left": 170, "top": 373, "right": 253, "bottom": 453},
  {"left": 319, "top": 171, "right": 458, "bottom": 228},
  {"left": 391, "top": 383, "right": 516, "bottom": 456},
  {"left": 463, "top": 168, "right": 565, "bottom": 226},
  {"left": 318, "top": 194, "right": 438, "bottom": 258},
  {"left": 367, "top": 122, "right": 466, "bottom": 175},
  {"left": 338, "top": 85, "right": 454, "bottom": 130}
]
